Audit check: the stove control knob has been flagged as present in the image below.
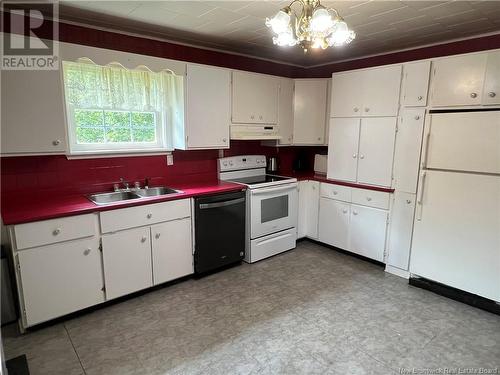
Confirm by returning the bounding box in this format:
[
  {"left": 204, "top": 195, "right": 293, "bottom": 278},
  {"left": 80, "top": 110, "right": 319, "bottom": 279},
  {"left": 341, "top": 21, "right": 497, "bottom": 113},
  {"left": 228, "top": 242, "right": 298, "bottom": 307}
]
[{"left": 223, "top": 161, "right": 228, "bottom": 166}]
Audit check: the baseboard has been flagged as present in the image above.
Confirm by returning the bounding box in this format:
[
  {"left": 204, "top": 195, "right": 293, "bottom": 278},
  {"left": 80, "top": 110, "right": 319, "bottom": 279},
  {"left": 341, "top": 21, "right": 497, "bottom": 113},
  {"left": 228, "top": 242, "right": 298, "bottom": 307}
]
[
  {"left": 384, "top": 265, "right": 410, "bottom": 279},
  {"left": 409, "top": 276, "right": 500, "bottom": 316}
]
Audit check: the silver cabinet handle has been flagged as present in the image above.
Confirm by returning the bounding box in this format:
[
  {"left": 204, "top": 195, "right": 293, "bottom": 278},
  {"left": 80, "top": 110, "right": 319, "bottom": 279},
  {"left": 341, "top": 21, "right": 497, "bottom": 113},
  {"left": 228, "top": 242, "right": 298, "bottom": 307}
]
[
  {"left": 470, "top": 92, "right": 477, "bottom": 98},
  {"left": 352, "top": 154, "right": 357, "bottom": 158},
  {"left": 366, "top": 197, "right": 372, "bottom": 201},
  {"left": 317, "top": 137, "right": 321, "bottom": 141},
  {"left": 83, "top": 248, "right": 91, "bottom": 256},
  {"left": 360, "top": 155, "right": 365, "bottom": 159},
  {"left": 489, "top": 92, "right": 496, "bottom": 98},
  {"left": 342, "top": 209, "right": 348, "bottom": 214},
  {"left": 352, "top": 211, "right": 358, "bottom": 215},
  {"left": 333, "top": 191, "right": 338, "bottom": 195},
  {"left": 414, "top": 115, "right": 420, "bottom": 120},
  {"left": 251, "top": 115, "right": 255, "bottom": 119},
  {"left": 222, "top": 138, "right": 227, "bottom": 143},
  {"left": 353, "top": 107, "right": 359, "bottom": 112},
  {"left": 364, "top": 108, "right": 370, "bottom": 112},
  {"left": 147, "top": 213, "right": 152, "bottom": 219},
  {"left": 417, "top": 95, "right": 423, "bottom": 101},
  {"left": 155, "top": 233, "right": 161, "bottom": 239},
  {"left": 52, "top": 140, "right": 61, "bottom": 146},
  {"left": 406, "top": 199, "right": 412, "bottom": 204},
  {"left": 141, "top": 236, "right": 147, "bottom": 243},
  {"left": 53, "top": 228, "right": 61, "bottom": 236},
  {"left": 259, "top": 115, "right": 263, "bottom": 120}
]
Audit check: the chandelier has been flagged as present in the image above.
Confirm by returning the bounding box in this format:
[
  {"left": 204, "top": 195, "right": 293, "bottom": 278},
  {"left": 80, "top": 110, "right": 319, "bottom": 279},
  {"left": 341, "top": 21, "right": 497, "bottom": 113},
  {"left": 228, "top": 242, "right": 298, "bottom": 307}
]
[{"left": 265, "top": 0, "right": 356, "bottom": 52}]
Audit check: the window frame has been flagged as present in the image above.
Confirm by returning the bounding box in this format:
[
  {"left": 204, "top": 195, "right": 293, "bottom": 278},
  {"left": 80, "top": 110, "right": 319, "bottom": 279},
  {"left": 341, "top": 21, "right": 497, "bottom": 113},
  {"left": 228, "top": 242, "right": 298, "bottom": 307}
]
[{"left": 62, "top": 61, "right": 175, "bottom": 156}]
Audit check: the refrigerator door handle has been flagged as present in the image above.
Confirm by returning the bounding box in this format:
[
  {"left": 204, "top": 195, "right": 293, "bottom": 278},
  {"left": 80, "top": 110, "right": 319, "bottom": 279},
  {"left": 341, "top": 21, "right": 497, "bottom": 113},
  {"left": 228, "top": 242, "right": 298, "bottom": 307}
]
[
  {"left": 416, "top": 171, "right": 427, "bottom": 221},
  {"left": 421, "top": 131, "right": 431, "bottom": 169}
]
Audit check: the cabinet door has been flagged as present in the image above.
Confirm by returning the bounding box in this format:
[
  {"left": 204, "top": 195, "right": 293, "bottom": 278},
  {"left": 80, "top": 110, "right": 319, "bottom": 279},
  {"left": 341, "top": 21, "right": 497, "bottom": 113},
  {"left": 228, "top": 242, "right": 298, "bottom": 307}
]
[
  {"left": 318, "top": 198, "right": 350, "bottom": 249},
  {"left": 306, "top": 181, "right": 320, "bottom": 239},
  {"left": 17, "top": 237, "right": 104, "bottom": 326},
  {"left": 293, "top": 79, "right": 327, "bottom": 144},
  {"left": 482, "top": 51, "right": 500, "bottom": 105},
  {"left": 386, "top": 192, "right": 416, "bottom": 270},
  {"left": 232, "top": 71, "right": 279, "bottom": 124},
  {"left": 401, "top": 61, "right": 431, "bottom": 107},
  {"left": 102, "top": 227, "right": 153, "bottom": 300},
  {"left": 278, "top": 78, "right": 294, "bottom": 145},
  {"left": 327, "top": 118, "right": 360, "bottom": 182},
  {"left": 357, "top": 117, "right": 397, "bottom": 187},
  {"left": 186, "top": 64, "right": 230, "bottom": 149},
  {"left": 393, "top": 108, "right": 425, "bottom": 193},
  {"left": 331, "top": 71, "right": 364, "bottom": 117},
  {"left": 362, "top": 65, "right": 402, "bottom": 117},
  {"left": 411, "top": 170, "right": 500, "bottom": 301},
  {"left": 1, "top": 70, "right": 67, "bottom": 154},
  {"left": 297, "top": 181, "right": 308, "bottom": 239},
  {"left": 430, "top": 54, "right": 487, "bottom": 107},
  {"left": 349, "top": 205, "right": 388, "bottom": 262},
  {"left": 151, "top": 218, "right": 193, "bottom": 285}
]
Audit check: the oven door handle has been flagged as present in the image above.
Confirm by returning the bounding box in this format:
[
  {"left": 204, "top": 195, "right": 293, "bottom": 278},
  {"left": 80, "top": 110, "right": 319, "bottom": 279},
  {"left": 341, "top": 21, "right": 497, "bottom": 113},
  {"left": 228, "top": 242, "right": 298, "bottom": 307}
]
[
  {"left": 199, "top": 197, "right": 245, "bottom": 210},
  {"left": 251, "top": 184, "right": 297, "bottom": 195}
]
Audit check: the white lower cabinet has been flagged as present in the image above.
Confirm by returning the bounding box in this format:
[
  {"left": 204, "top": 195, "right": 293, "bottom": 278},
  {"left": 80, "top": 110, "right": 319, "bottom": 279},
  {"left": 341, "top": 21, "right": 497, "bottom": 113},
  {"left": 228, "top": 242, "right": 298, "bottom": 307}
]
[
  {"left": 318, "top": 183, "right": 389, "bottom": 262},
  {"left": 349, "top": 205, "right": 388, "bottom": 262},
  {"left": 151, "top": 218, "right": 193, "bottom": 285},
  {"left": 298, "top": 181, "right": 320, "bottom": 239},
  {"left": 17, "top": 237, "right": 105, "bottom": 327},
  {"left": 386, "top": 192, "right": 416, "bottom": 270},
  {"left": 318, "top": 198, "right": 350, "bottom": 249},
  {"left": 102, "top": 227, "right": 153, "bottom": 300}
]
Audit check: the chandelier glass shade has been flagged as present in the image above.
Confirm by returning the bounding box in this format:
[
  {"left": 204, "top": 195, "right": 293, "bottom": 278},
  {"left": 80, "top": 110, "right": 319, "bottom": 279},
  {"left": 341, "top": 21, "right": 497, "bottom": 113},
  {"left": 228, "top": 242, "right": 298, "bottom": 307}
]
[{"left": 265, "top": 0, "right": 356, "bottom": 52}]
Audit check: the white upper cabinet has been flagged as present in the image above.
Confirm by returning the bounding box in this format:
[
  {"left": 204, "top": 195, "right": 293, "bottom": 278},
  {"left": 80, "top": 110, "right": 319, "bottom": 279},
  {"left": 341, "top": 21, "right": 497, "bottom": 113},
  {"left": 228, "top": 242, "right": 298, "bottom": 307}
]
[
  {"left": 328, "top": 117, "right": 396, "bottom": 187},
  {"left": 293, "top": 79, "right": 328, "bottom": 144},
  {"left": 331, "top": 70, "right": 364, "bottom": 117},
  {"left": 357, "top": 118, "right": 397, "bottom": 187},
  {"left": 182, "top": 64, "right": 231, "bottom": 149},
  {"left": 277, "top": 78, "right": 294, "bottom": 145},
  {"left": 430, "top": 53, "right": 487, "bottom": 107},
  {"left": 393, "top": 108, "right": 426, "bottom": 194},
  {"left": 328, "top": 118, "right": 360, "bottom": 182},
  {"left": 331, "top": 65, "right": 402, "bottom": 118},
  {"left": 401, "top": 61, "right": 431, "bottom": 107},
  {"left": 1, "top": 69, "right": 67, "bottom": 155},
  {"left": 232, "top": 71, "right": 279, "bottom": 124},
  {"left": 483, "top": 50, "right": 500, "bottom": 105},
  {"left": 361, "top": 65, "right": 402, "bottom": 117}
]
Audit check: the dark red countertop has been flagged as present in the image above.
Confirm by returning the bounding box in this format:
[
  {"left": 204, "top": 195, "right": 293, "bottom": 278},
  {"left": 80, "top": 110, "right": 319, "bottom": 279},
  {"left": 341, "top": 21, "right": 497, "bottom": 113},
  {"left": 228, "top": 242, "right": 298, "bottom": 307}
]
[
  {"left": 1, "top": 180, "right": 245, "bottom": 225},
  {"left": 281, "top": 171, "right": 395, "bottom": 193}
]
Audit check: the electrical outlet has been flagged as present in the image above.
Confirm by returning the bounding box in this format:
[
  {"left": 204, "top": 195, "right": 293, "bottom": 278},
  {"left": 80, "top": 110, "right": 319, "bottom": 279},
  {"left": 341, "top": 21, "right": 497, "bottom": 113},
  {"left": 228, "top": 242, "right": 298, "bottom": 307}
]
[{"left": 166, "top": 154, "right": 174, "bottom": 166}]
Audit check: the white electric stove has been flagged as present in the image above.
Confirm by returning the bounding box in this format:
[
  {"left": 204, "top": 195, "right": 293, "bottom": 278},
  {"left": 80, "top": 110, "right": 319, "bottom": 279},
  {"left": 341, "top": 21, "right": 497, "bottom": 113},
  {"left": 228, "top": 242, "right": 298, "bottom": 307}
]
[{"left": 218, "top": 155, "right": 298, "bottom": 263}]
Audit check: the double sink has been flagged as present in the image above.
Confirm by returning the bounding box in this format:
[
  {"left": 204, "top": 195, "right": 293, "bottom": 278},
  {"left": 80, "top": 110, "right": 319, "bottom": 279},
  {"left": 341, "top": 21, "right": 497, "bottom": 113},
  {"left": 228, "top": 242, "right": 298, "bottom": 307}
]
[{"left": 88, "top": 187, "right": 183, "bottom": 205}]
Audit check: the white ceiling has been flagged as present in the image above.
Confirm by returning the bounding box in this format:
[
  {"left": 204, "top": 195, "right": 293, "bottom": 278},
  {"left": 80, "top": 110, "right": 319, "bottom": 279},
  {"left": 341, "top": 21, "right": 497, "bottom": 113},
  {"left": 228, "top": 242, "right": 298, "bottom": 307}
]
[{"left": 59, "top": 1, "right": 500, "bottom": 67}]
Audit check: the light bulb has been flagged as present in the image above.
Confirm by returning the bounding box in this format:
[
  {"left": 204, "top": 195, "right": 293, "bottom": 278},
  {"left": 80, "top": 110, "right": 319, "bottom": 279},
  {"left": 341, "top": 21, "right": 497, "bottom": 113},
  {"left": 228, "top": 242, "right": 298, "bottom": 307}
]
[
  {"left": 272, "top": 27, "right": 297, "bottom": 47},
  {"left": 311, "top": 8, "right": 333, "bottom": 33},
  {"left": 328, "top": 20, "right": 356, "bottom": 46},
  {"left": 265, "top": 9, "right": 291, "bottom": 34}
]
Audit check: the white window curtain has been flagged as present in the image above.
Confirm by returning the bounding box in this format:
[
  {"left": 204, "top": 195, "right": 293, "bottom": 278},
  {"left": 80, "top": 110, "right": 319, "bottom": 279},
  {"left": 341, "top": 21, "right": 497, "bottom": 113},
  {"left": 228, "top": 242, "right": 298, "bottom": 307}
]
[{"left": 62, "top": 58, "right": 184, "bottom": 154}]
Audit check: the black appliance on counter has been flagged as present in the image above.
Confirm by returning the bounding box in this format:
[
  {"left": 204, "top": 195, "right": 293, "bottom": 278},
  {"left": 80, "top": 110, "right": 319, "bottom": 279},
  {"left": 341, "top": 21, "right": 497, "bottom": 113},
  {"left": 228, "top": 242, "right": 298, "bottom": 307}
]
[{"left": 194, "top": 191, "right": 246, "bottom": 274}]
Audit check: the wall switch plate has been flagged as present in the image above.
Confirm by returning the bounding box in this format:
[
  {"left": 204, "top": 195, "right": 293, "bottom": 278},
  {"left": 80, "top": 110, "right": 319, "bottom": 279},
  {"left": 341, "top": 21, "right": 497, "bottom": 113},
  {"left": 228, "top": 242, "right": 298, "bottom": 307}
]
[{"left": 166, "top": 154, "right": 174, "bottom": 165}]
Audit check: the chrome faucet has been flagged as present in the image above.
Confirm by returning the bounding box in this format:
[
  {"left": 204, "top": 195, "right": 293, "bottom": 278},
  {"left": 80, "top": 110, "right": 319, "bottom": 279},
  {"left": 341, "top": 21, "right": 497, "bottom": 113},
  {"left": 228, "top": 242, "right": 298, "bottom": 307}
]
[{"left": 119, "top": 177, "right": 130, "bottom": 191}]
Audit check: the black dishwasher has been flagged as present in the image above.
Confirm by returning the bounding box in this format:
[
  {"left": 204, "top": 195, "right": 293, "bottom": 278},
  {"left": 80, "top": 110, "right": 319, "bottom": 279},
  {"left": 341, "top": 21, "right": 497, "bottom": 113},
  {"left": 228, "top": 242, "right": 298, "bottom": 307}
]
[{"left": 194, "top": 191, "right": 246, "bottom": 274}]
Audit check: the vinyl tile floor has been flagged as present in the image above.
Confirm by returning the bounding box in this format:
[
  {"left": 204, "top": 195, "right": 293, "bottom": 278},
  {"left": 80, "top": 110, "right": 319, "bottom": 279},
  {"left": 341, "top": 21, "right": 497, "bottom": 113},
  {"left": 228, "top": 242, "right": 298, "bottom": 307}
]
[{"left": 2, "top": 241, "right": 500, "bottom": 375}]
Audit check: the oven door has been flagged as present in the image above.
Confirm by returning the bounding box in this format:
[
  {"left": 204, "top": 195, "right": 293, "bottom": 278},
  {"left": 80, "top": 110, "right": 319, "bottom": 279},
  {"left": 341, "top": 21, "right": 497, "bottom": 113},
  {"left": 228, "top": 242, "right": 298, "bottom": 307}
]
[{"left": 250, "top": 183, "right": 298, "bottom": 239}]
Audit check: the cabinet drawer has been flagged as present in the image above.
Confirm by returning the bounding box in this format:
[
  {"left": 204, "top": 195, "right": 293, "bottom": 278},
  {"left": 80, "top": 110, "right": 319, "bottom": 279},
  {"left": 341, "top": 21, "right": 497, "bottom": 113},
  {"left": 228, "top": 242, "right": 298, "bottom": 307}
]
[
  {"left": 320, "top": 183, "right": 351, "bottom": 202},
  {"left": 351, "top": 188, "right": 390, "bottom": 209},
  {"left": 14, "top": 214, "right": 96, "bottom": 250},
  {"left": 100, "top": 199, "right": 191, "bottom": 233}
]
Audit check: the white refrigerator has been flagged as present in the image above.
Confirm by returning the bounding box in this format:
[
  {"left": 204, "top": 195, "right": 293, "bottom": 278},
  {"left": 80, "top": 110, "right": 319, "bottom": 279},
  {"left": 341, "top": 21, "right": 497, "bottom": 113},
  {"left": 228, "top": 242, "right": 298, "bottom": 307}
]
[{"left": 410, "top": 110, "right": 500, "bottom": 302}]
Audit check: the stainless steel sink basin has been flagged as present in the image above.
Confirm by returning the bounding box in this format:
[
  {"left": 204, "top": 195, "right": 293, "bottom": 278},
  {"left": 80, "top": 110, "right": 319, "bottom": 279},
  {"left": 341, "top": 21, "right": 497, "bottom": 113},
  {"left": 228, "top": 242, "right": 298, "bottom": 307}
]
[
  {"left": 87, "top": 191, "right": 141, "bottom": 205},
  {"left": 135, "top": 187, "right": 183, "bottom": 197}
]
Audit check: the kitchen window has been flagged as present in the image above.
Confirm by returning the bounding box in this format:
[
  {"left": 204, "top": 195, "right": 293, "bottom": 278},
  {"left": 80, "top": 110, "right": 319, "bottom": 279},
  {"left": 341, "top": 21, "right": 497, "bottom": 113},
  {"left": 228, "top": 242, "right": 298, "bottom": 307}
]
[{"left": 62, "top": 59, "right": 183, "bottom": 155}]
